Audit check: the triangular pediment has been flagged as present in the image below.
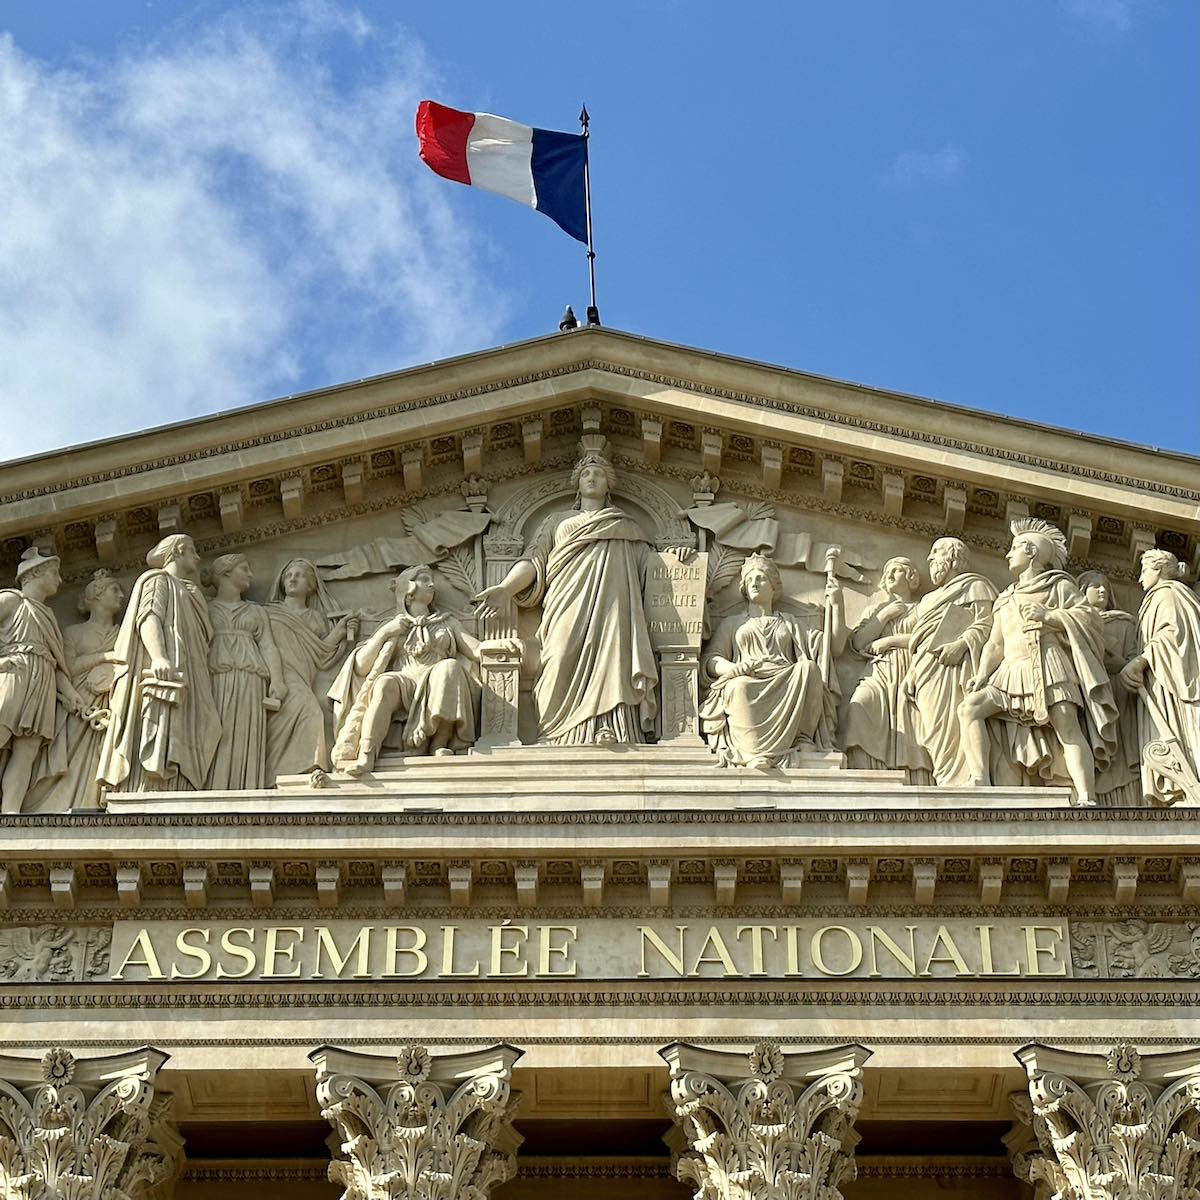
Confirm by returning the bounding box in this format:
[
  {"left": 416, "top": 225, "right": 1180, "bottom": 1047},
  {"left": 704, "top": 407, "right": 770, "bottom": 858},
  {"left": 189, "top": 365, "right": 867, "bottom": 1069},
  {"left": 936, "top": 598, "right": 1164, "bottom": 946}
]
[{"left": 0, "top": 327, "right": 1196, "bottom": 590}]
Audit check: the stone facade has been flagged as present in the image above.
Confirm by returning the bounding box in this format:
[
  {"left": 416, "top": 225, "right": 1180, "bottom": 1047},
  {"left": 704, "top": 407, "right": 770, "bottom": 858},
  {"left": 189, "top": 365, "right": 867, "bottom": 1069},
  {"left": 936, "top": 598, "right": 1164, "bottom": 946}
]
[{"left": 0, "top": 327, "right": 1197, "bottom": 1196}]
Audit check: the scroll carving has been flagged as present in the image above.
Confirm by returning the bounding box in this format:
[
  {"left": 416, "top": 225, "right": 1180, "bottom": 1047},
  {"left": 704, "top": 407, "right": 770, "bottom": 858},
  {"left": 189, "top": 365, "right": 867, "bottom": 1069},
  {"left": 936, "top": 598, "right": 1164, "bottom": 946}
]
[
  {"left": 0, "top": 1045, "right": 181, "bottom": 1200},
  {"left": 660, "top": 1040, "right": 871, "bottom": 1199},
  {"left": 310, "top": 1042, "right": 523, "bottom": 1200},
  {"left": 1007, "top": 1041, "right": 1200, "bottom": 1199}
]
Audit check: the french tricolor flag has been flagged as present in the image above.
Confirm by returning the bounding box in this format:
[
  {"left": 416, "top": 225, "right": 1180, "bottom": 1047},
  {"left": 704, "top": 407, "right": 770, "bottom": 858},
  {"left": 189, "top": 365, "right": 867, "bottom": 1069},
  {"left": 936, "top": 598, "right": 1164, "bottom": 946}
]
[{"left": 416, "top": 100, "right": 588, "bottom": 244}]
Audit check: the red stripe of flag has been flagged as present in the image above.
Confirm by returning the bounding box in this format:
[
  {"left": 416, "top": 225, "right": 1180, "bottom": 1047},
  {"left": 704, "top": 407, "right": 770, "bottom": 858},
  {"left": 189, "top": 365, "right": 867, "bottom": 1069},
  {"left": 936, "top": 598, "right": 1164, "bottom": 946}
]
[{"left": 416, "top": 100, "right": 475, "bottom": 185}]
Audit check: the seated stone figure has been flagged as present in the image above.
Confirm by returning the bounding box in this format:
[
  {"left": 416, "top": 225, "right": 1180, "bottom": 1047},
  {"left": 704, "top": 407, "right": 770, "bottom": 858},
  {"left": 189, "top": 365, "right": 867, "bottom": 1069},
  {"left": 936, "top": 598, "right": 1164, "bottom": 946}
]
[
  {"left": 959, "top": 519, "right": 1116, "bottom": 803},
  {"left": 329, "top": 565, "right": 483, "bottom": 775},
  {"left": 699, "top": 553, "right": 844, "bottom": 769}
]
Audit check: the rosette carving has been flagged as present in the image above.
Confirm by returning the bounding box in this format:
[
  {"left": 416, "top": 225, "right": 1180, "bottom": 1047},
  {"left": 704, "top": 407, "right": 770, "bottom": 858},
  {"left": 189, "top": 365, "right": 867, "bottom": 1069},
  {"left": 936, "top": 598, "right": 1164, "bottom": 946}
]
[
  {"left": 659, "top": 1041, "right": 871, "bottom": 1200},
  {"left": 1008, "top": 1041, "right": 1200, "bottom": 1199},
  {"left": 310, "top": 1042, "right": 523, "bottom": 1200},
  {"left": 0, "top": 1045, "right": 180, "bottom": 1199}
]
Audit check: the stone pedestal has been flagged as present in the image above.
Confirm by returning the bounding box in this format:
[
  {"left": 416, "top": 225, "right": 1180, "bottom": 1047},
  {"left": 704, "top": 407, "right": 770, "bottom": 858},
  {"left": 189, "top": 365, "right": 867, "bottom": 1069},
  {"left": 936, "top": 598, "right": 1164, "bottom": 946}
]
[
  {"left": 657, "top": 648, "right": 705, "bottom": 745},
  {"left": 310, "top": 1042, "right": 523, "bottom": 1199},
  {"left": 1006, "top": 1041, "right": 1200, "bottom": 1199},
  {"left": 659, "top": 1040, "right": 871, "bottom": 1199},
  {"left": 0, "top": 1045, "right": 181, "bottom": 1199},
  {"left": 477, "top": 641, "right": 522, "bottom": 750}
]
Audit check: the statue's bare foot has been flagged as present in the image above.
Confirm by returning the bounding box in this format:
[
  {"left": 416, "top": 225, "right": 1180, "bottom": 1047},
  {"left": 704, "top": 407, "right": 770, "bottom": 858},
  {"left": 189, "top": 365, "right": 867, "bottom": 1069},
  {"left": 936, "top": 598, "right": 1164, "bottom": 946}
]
[
  {"left": 433, "top": 747, "right": 454, "bottom": 757},
  {"left": 343, "top": 757, "right": 372, "bottom": 778},
  {"left": 1073, "top": 793, "right": 1096, "bottom": 807},
  {"left": 308, "top": 767, "right": 330, "bottom": 789},
  {"left": 746, "top": 755, "right": 773, "bottom": 771},
  {"left": 595, "top": 729, "right": 617, "bottom": 747}
]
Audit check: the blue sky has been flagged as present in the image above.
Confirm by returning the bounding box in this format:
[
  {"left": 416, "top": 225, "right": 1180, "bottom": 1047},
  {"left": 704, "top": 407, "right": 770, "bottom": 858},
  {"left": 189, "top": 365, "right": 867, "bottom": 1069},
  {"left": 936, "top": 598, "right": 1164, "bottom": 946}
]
[{"left": 0, "top": 0, "right": 1196, "bottom": 459}]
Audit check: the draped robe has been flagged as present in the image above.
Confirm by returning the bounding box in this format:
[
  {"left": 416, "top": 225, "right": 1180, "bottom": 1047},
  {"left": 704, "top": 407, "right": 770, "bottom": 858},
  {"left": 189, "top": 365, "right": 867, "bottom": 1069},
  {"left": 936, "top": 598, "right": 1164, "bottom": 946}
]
[
  {"left": 700, "top": 610, "right": 830, "bottom": 767},
  {"left": 906, "top": 572, "right": 998, "bottom": 786},
  {"left": 982, "top": 572, "right": 1117, "bottom": 781},
  {"left": 515, "top": 507, "right": 658, "bottom": 744},
  {"left": 265, "top": 604, "right": 342, "bottom": 780},
  {"left": 97, "top": 571, "right": 219, "bottom": 792},
  {"left": 1135, "top": 580, "right": 1200, "bottom": 792},
  {"left": 0, "top": 592, "right": 68, "bottom": 748}
]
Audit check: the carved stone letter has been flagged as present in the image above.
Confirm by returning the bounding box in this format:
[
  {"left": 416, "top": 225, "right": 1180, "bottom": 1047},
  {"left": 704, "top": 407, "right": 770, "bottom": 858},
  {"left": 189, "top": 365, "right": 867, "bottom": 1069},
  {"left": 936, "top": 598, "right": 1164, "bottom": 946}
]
[
  {"left": 0, "top": 1045, "right": 181, "bottom": 1199},
  {"left": 310, "top": 1042, "right": 523, "bottom": 1200},
  {"left": 1007, "top": 1041, "right": 1200, "bottom": 1199},
  {"left": 660, "top": 1040, "right": 871, "bottom": 1200}
]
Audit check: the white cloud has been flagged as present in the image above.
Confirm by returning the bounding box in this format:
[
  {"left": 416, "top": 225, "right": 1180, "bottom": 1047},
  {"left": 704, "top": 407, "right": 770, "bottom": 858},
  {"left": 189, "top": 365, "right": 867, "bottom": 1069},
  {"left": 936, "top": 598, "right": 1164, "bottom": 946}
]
[
  {"left": 0, "top": 3, "right": 504, "bottom": 460},
  {"left": 1059, "top": 0, "right": 1141, "bottom": 34},
  {"left": 888, "top": 144, "right": 967, "bottom": 187}
]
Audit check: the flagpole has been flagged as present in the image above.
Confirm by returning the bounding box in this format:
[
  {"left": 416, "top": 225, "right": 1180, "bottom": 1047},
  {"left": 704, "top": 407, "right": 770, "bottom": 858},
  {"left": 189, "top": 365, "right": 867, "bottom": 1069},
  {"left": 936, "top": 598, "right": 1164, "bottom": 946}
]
[{"left": 580, "top": 104, "right": 600, "bottom": 326}]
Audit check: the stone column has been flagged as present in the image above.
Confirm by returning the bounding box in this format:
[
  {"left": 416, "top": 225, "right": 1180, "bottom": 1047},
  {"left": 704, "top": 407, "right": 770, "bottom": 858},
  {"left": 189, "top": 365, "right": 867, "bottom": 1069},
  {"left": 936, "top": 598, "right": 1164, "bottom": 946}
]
[
  {"left": 659, "top": 1040, "right": 871, "bottom": 1199},
  {"left": 1006, "top": 1041, "right": 1200, "bottom": 1199},
  {"left": 0, "top": 1045, "right": 182, "bottom": 1198},
  {"left": 310, "top": 1042, "right": 523, "bottom": 1199}
]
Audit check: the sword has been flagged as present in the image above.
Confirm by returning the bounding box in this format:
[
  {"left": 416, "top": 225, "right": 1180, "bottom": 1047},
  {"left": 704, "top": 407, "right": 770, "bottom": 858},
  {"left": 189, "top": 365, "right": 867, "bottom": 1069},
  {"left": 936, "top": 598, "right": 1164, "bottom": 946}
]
[{"left": 1022, "top": 611, "right": 1048, "bottom": 725}]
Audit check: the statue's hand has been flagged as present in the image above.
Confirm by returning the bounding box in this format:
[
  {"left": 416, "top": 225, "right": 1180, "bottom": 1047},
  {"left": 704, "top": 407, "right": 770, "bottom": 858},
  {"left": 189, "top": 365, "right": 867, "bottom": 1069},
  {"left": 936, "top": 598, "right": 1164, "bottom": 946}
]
[
  {"left": 382, "top": 612, "right": 414, "bottom": 636},
  {"left": 1119, "top": 657, "right": 1147, "bottom": 692},
  {"left": 965, "top": 673, "right": 987, "bottom": 694},
  {"left": 669, "top": 545, "right": 697, "bottom": 564},
  {"left": 877, "top": 599, "right": 907, "bottom": 623},
  {"left": 60, "top": 686, "right": 86, "bottom": 716},
  {"left": 270, "top": 682, "right": 289, "bottom": 702},
  {"left": 149, "top": 657, "right": 179, "bottom": 682},
  {"left": 937, "top": 640, "right": 968, "bottom": 667},
  {"left": 1019, "top": 601, "right": 1049, "bottom": 625},
  {"left": 472, "top": 585, "right": 513, "bottom": 621}
]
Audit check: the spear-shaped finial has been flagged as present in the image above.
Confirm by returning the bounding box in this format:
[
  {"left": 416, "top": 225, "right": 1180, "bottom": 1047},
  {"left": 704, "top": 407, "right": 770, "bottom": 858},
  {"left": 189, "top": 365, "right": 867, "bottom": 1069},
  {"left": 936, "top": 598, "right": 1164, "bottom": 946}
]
[{"left": 579, "top": 103, "right": 599, "bottom": 326}]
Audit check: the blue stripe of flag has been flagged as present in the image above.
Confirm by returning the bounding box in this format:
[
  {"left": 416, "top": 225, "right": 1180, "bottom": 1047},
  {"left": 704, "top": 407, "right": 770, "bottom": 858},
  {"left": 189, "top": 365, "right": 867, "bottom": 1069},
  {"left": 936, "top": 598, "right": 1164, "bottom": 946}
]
[{"left": 531, "top": 128, "right": 588, "bottom": 244}]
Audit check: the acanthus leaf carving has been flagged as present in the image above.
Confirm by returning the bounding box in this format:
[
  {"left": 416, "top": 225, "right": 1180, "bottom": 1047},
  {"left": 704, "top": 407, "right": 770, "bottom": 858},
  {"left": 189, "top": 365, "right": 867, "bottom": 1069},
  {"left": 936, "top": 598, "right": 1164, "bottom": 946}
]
[
  {"left": 0, "top": 1046, "right": 180, "bottom": 1200},
  {"left": 1008, "top": 1041, "right": 1200, "bottom": 1200},
  {"left": 311, "top": 1043, "right": 523, "bottom": 1200},
  {"left": 660, "top": 1040, "right": 870, "bottom": 1200}
]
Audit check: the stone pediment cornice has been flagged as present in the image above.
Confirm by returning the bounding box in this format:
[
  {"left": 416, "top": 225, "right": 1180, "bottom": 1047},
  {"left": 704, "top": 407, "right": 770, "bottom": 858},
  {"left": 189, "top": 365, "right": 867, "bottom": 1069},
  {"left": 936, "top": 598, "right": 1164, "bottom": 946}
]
[{"left": 0, "top": 328, "right": 1195, "bottom": 563}]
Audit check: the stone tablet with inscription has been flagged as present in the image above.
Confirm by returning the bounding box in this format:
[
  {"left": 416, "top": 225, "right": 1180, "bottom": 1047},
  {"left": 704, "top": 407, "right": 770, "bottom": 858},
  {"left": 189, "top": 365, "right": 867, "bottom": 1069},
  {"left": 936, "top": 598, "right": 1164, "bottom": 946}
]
[{"left": 643, "top": 550, "right": 707, "bottom": 651}]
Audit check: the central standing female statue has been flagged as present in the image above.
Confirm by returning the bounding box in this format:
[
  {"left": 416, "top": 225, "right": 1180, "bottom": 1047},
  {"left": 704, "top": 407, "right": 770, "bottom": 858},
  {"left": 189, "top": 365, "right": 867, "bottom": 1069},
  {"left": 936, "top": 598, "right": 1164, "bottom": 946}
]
[{"left": 473, "top": 449, "right": 658, "bottom": 745}]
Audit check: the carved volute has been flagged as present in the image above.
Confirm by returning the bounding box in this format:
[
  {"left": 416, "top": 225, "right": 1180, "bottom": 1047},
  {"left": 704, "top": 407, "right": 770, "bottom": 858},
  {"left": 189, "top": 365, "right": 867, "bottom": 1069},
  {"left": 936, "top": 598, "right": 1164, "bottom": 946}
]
[
  {"left": 1006, "top": 1041, "right": 1200, "bottom": 1200},
  {"left": 309, "top": 1042, "right": 523, "bottom": 1200},
  {"left": 659, "top": 1040, "right": 871, "bottom": 1200},
  {"left": 0, "top": 1045, "right": 181, "bottom": 1200}
]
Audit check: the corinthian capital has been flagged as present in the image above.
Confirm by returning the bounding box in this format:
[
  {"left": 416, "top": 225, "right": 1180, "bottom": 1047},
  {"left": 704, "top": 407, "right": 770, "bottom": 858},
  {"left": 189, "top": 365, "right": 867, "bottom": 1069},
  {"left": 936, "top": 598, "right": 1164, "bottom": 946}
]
[
  {"left": 309, "top": 1042, "right": 523, "bottom": 1200},
  {"left": 0, "top": 1045, "right": 181, "bottom": 1199},
  {"left": 659, "top": 1040, "right": 871, "bottom": 1200},
  {"left": 1007, "top": 1041, "right": 1200, "bottom": 1200}
]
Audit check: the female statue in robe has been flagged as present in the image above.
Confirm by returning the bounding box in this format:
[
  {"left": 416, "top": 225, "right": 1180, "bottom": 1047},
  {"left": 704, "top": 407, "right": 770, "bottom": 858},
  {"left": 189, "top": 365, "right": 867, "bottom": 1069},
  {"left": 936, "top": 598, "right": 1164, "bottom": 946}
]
[
  {"left": 27, "top": 570, "right": 124, "bottom": 811},
  {"left": 699, "top": 553, "right": 844, "bottom": 769},
  {"left": 205, "top": 554, "right": 286, "bottom": 791},
  {"left": 264, "top": 558, "right": 356, "bottom": 784},
  {"left": 842, "top": 556, "right": 932, "bottom": 782},
  {"left": 329, "top": 565, "right": 482, "bottom": 775},
  {"left": 472, "top": 450, "right": 658, "bottom": 745},
  {"left": 1120, "top": 549, "right": 1200, "bottom": 799},
  {"left": 1078, "top": 570, "right": 1142, "bottom": 806},
  {"left": 98, "top": 534, "right": 221, "bottom": 792}
]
